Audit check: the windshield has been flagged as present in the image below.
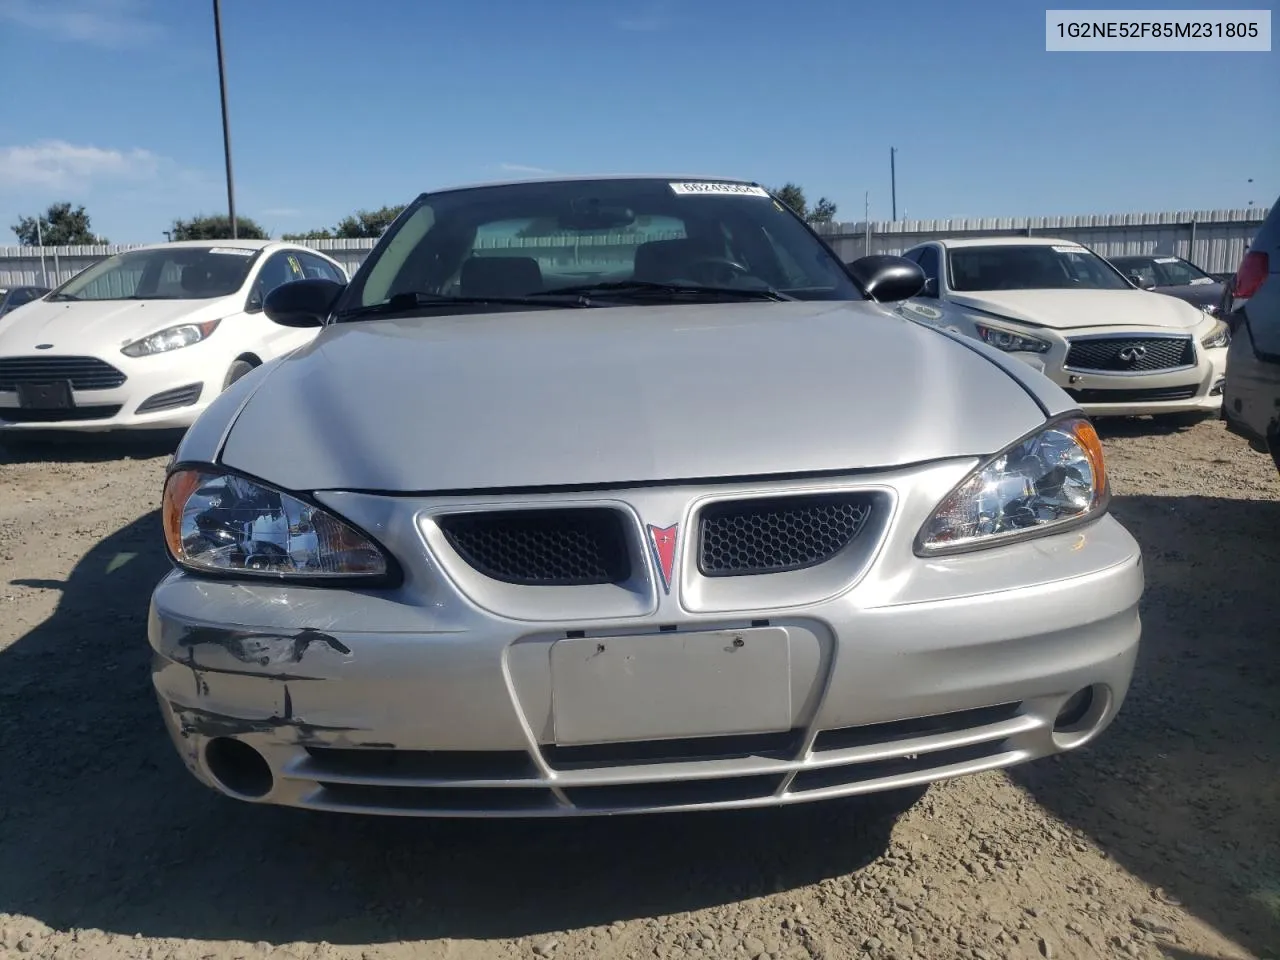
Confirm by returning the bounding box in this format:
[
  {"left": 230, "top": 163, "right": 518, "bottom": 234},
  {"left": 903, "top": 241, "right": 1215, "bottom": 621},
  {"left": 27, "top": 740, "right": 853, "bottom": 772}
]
[
  {"left": 338, "top": 178, "right": 863, "bottom": 317},
  {"left": 51, "top": 246, "right": 260, "bottom": 302},
  {"left": 947, "top": 244, "right": 1132, "bottom": 292},
  {"left": 1111, "top": 256, "right": 1214, "bottom": 288}
]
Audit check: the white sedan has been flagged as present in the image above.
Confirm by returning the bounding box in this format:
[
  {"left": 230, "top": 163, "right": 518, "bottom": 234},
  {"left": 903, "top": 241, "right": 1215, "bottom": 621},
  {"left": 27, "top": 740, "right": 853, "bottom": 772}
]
[
  {"left": 0, "top": 240, "right": 346, "bottom": 433},
  {"left": 895, "top": 237, "right": 1230, "bottom": 420}
]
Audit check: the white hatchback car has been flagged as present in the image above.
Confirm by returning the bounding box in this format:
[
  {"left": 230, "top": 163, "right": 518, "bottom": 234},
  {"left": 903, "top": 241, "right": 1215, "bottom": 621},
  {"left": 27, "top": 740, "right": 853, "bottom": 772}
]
[
  {"left": 0, "top": 240, "right": 346, "bottom": 433},
  {"left": 896, "top": 237, "right": 1230, "bottom": 421}
]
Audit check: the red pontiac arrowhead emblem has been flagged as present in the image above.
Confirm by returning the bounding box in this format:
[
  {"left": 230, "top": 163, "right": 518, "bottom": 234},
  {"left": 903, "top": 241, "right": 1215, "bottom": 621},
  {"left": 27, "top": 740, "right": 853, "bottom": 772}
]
[{"left": 647, "top": 523, "right": 679, "bottom": 594}]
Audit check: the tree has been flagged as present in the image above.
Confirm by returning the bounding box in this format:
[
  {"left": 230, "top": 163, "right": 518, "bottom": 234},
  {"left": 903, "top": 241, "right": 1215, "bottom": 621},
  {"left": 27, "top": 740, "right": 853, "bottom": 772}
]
[
  {"left": 769, "top": 183, "right": 838, "bottom": 226},
  {"left": 11, "top": 202, "right": 106, "bottom": 246},
  {"left": 807, "top": 197, "right": 838, "bottom": 225},
  {"left": 333, "top": 205, "right": 406, "bottom": 239},
  {"left": 282, "top": 204, "right": 407, "bottom": 242},
  {"left": 281, "top": 228, "right": 335, "bottom": 241},
  {"left": 169, "top": 214, "right": 268, "bottom": 241},
  {"left": 774, "top": 183, "right": 807, "bottom": 218}
]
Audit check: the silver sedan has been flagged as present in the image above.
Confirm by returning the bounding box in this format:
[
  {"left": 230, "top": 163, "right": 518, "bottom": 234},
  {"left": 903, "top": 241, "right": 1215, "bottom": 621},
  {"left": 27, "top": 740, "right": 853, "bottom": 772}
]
[{"left": 150, "top": 176, "right": 1143, "bottom": 818}]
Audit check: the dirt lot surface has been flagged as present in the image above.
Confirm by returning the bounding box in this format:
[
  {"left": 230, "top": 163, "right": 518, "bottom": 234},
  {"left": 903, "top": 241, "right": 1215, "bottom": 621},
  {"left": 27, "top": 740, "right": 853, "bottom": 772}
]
[{"left": 0, "top": 419, "right": 1277, "bottom": 960}]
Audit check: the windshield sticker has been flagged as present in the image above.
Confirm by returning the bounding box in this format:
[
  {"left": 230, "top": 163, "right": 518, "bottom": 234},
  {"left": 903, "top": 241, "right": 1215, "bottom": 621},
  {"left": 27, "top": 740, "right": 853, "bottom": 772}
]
[
  {"left": 208, "top": 247, "right": 255, "bottom": 256},
  {"left": 669, "top": 182, "right": 770, "bottom": 197},
  {"left": 1051, "top": 245, "right": 1087, "bottom": 254},
  {"left": 1154, "top": 257, "right": 1180, "bottom": 263}
]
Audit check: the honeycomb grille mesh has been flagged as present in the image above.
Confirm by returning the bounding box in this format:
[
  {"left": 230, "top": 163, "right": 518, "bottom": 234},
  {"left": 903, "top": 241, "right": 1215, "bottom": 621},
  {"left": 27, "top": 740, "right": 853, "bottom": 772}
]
[
  {"left": 1064, "top": 337, "right": 1194, "bottom": 372},
  {"left": 698, "top": 494, "right": 873, "bottom": 577},
  {"left": 438, "top": 509, "right": 631, "bottom": 586}
]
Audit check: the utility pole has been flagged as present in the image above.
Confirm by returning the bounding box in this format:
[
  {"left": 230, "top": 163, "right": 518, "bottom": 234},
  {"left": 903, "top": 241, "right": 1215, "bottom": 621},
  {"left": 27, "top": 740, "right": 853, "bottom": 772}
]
[
  {"left": 35, "top": 217, "right": 48, "bottom": 286},
  {"left": 864, "top": 191, "right": 871, "bottom": 256},
  {"left": 890, "top": 147, "right": 897, "bottom": 222},
  {"left": 213, "top": 0, "right": 237, "bottom": 238}
]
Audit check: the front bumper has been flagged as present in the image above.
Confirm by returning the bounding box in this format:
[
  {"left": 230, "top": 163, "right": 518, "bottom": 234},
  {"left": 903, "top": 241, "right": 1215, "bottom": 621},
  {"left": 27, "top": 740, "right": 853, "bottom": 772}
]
[
  {"left": 148, "top": 464, "right": 1145, "bottom": 818},
  {"left": 0, "top": 352, "right": 215, "bottom": 432},
  {"left": 1000, "top": 327, "right": 1228, "bottom": 417}
]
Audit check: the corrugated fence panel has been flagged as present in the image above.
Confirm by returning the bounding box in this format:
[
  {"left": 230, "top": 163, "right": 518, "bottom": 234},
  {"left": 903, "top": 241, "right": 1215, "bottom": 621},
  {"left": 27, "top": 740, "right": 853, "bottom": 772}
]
[{"left": 1, "top": 208, "right": 1268, "bottom": 286}]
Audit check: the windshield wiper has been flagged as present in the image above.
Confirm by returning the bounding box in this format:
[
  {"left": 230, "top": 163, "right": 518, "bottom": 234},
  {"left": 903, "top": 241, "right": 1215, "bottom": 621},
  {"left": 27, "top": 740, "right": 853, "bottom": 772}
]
[
  {"left": 337, "top": 290, "right": 593, "bottom": 320},
  {"left": 533, "top": 280, "right": 797, "bottom": 302},
  {"left": 46, "top": 293, "right": 81, "bottom": 302}
]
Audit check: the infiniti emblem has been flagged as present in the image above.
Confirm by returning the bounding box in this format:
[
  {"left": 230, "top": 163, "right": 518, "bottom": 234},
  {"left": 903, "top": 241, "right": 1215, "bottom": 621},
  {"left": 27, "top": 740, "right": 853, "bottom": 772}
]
[{"left": 1117, "top": 345, "right": 1147, "bottom": 363}]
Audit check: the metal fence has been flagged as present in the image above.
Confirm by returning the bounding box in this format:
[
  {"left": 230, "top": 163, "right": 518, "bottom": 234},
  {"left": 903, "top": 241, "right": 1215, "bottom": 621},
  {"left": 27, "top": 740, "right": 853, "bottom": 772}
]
[{"left": 0, "top": 206, "right": 1267, "bottom": 289}]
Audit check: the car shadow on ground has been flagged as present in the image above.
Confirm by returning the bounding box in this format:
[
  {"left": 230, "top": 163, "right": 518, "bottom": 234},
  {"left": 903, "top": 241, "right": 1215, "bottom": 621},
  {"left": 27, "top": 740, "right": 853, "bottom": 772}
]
[
  {"left": 0, "top": 430, "right": 185, "bottom": 465},
  {"left": 0, "top": 510, "right": 900, "bottom": 945},
  {"left": 1092, "top": 415, "right": 1217, "bottom": 439},
  {"left": 1011, "top": 493, "right": 1280, "bottom": 958}
]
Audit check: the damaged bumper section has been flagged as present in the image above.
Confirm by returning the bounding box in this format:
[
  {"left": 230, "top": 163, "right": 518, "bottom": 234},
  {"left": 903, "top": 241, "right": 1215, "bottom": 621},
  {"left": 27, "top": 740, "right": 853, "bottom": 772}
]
[{"left": 149, "top": 493, "right": 1144, "bottom": 818}]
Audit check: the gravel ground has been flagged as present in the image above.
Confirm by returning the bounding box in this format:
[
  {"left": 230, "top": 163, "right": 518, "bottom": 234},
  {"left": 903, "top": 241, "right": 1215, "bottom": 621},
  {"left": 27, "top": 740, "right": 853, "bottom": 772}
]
[{"left": 0, "top": 418, "right": 1276, "bottom": 960}]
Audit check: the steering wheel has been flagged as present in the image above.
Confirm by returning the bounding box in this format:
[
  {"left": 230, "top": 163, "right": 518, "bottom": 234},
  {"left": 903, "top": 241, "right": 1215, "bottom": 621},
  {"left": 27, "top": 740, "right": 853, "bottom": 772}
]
[{"left": 683, "top": 256, "right": 752, "bottom": 286}]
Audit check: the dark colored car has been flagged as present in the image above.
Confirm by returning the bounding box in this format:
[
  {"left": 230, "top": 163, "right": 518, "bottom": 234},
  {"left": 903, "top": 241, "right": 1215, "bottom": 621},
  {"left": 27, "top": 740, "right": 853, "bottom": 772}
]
[
  {"left": 1109, "top": 255, "right": 1224, "bottom": 315},
  {"left": 0, "top": 285, "right": 50, "bottom": 318},
  {"left": 1222, "top": 197, "right": 1280, "bottom": 478}
]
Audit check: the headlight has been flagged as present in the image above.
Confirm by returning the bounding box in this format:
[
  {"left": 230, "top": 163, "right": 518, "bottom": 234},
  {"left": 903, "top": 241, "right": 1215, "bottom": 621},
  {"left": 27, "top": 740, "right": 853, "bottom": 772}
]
[
  {"left": 122, "top": 319, "right": 220, "bottom": 357},
  {"left": 916, "top": 416, "right": 1108, "bottom": 556},
  {"left": 162, "top": 467, "right": 390, "bottom": 580},
  {"left": 974, "top": 323, "right": 1051, "bottom": 354},
  {"left": 1200, "top": 319, "right": 1230, "bottom": 348},
  {"left": 1200, "top": 303, "right": 1219, "bottom": 316}
]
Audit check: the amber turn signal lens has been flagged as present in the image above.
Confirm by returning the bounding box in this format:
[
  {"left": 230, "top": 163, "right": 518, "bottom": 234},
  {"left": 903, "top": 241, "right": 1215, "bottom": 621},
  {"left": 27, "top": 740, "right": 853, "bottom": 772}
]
[
  {"left": 162, "top": 468, "right": 207, "bottom": 559},
  {"left": 1069, "top": 418, "right": 1108, "bottom": 504}
]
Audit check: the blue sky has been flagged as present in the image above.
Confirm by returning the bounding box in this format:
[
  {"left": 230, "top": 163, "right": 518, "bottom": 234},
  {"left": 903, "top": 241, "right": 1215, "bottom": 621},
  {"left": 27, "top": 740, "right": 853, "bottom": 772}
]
[{"left": 0, "top": 0, "right": 1275, "bottom": 243}]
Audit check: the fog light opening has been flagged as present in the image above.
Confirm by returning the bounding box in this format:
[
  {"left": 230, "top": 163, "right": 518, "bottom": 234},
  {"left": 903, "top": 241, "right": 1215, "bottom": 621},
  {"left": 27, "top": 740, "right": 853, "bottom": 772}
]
[
  {"left": 205, "top": 737, "right": 274, "bottom": 799},
  {"left": 1054, "top": 688, "right": 1094, "bottom": 730},
  {"left": 1211, "top": 377, "right": 1226, "bottom": 397},
  {"left": 1051, "top": 684, "right": 1112, "bottom": 749}
]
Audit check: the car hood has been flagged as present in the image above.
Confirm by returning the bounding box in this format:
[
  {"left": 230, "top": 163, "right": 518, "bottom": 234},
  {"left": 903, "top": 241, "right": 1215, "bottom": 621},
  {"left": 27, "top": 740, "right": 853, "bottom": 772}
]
[
  {"left": 218, "top": 301, "right": 1050, "bottom": 493},
  {"left": 945, "top": 288, "right": 1207, "bottom": 331},
  {"left": 0, "top": 296, "right": 238, "bottom": 353},
  {"left": 1152, "top": 282, "right": 1223, "bottom": 309}
]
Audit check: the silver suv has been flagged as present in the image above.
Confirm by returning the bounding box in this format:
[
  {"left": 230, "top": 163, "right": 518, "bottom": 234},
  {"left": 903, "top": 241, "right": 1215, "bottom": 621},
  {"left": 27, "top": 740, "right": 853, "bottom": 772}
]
[{"left": 1222, "top": 197, "right": 1280, "bottom": 478}]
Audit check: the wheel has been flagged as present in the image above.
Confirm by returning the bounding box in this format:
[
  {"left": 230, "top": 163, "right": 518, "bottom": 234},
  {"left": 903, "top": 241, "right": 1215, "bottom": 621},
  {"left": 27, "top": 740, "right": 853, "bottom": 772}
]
[{"left": 222, "top": 359, "right": 257, "bottom": 391}]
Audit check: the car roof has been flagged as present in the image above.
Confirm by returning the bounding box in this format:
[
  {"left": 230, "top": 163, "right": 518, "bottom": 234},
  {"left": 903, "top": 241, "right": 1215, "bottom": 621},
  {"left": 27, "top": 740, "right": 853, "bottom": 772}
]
[
  {"left": 418, "top": 174, "right": 765, "bottom": 195},
  {"left": 139, "top": 239, "right": 276, "bottom": 251},
  {"left": 124, "top": 239, "right": 336, "bottom": 256},
  {"left": 920, "top": 237, "right": 1092, "bottom": 250}
]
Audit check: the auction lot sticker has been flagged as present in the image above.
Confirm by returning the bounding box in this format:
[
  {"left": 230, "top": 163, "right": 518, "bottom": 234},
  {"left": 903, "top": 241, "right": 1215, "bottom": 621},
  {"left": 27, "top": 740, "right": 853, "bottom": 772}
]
[{"left": 669, "top": 182, "right": 770, "bottom": 197}]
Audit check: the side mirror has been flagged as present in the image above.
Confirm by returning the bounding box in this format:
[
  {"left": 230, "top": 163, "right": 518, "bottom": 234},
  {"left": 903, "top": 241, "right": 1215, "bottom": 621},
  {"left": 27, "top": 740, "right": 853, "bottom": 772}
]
[
  {"left": 263, "top": 278, "right": 344, "bottom": 328},
  {"left": 845, "top": 255, "right": 926, "bottom": 303},
  {"left": 1129, "top": 274, "right": 1156, "bottom": 290}
]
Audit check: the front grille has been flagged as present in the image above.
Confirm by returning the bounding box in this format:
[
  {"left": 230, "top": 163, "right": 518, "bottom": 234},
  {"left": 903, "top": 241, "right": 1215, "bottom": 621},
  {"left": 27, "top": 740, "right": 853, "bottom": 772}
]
[
  {"left": 698, "top": 493, "right": 873, "bottom": 577},
  {"left": 1064, "top": 385, "right": 1198, "bottom": 404},
  {"left": 286, "top": 699, "right": 1030, "bottom": 816},
  {"left": 135, "top": 383, "right": 203, "bottom": 414},
  {"left": 437, "top": 508, "right": 631, "bottom": 586},
  {"left": 1064, "top": 336, "right": 1194, "bottom": 373},
  {"left": 0, "top": 405, "right": 121, "bottom": 423},
  {"left": 0, "top": 356, "right": 127, "bottom": 391}
]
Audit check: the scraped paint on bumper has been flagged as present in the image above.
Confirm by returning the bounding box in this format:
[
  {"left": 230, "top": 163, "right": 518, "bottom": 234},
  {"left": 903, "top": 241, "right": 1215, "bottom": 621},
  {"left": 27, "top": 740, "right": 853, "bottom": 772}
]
[{"left": 148, "top": 469, "right": 1144, "bottom": 818}]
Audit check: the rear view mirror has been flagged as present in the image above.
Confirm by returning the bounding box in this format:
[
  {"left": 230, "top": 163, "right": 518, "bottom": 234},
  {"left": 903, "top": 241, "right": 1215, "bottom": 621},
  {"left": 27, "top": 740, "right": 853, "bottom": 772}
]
[
  {"left": 845, "top": 255, "right": 926, "bottom": 303},
  {"left": 263, "top": 278, "right": 344, "bottom": 328}
]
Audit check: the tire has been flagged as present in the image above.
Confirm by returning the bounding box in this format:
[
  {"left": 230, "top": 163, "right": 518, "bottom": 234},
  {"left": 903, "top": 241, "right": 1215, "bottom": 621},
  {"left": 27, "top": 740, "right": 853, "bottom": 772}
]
[{"left": 222, "top": 359, "right": 257, "bottom": 391}]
